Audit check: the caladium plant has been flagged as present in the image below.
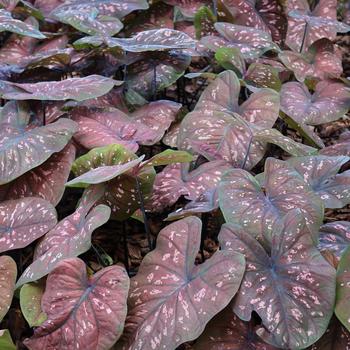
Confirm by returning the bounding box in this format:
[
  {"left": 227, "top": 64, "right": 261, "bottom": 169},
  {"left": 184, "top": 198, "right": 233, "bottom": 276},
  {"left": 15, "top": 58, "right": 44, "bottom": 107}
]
[{"left": 0, "top": 0, "right": 348, "bottom": 349}]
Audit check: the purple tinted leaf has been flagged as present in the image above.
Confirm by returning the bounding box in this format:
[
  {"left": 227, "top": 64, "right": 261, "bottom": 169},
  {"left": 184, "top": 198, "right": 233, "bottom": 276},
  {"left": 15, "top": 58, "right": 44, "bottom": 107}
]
[
  {"left": 202, "top": 22, "right": 278, "bottom": 59},
  {"left": 287, "top": 155, "right": 350, "bottom": 208},
  {"left": 0, "top": 256, "right": 17, "bottom": 322},
  {"left": 0, "top": 75, "right": 121, "bottom": 101},
  {"left": 20, "top": 281, "right": 47, "bottom": 327},
  {"left": 0, "top": 101, "right": 77, "bottom": 184},
  {"left": 106, "top": 28, "right": 196, "bottom": 51},
  {"left": 0, "top": 197, "right": 57, "bottom": 253},
  {"left": 218, "top": 158, "right": 324, "bottom": 241},
  {"left": 0, "top": 9, "right": 45, "bottom": 38},
  {"left": 244, "top": 63, "right": 281, "bottom": 91},
  {"left": 126, "top": 51, "right": 191, "bottom": 98},
  {"left": 120, "top": 217, "right": 245, "bottom": 350},
  {"left": 281, "top": 81, "right": 350, "bottom": 126},
  {"left": 24, "top": 258, "right": 129, "bottom": 350},
  {"left": 147, "top": 160, "right": 231, "bottom": 212},
  {"left": 310, "top": 317, "right": 350, "bottom": 350},
  {"left": 320, "top": 132, "right": 350, "bottom": 157},
  {"left": 0, "top": 143, "right": 76, "bottom": 205},
  {"left": 279, "top": 39, "right": 343, "bottom": 82},
  {"left": 162, "top": 122, "right": 180, "bottom": 147},
  {"left": 193, "top": 303, "right": 278, "bottom": 350},
  {"left": 318, "top": 221, "right": 350, "bottom": 260},
  {"left": 0, "top": 0, "right": 19, "bottom": 11},
  {"left": 16, "top": 186, "right": 110, "bottom": 287},
  {"left": 335, "top": 245, "right": 350, "bottom": 332},
  {"left": 286, "top": 8, "right": 350, "bottom": 52},
  {"left": 219, "top": 210, "right": 336, "bottom": 349}
]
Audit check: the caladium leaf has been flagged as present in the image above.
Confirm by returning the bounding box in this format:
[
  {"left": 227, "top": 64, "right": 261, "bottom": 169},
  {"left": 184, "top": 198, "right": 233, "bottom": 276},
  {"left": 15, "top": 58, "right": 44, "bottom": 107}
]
[
  {"left": 0, "top": 330, "right": 16, "bottom": 350},
  {"left": 0, "top": 197, "right": 57, "bottom": 253},
  {"left": 0, "top": 256, "right": 17, "bottom": 322},
  {"left": 194, "top": 6, "right": 217, "bottom": 39},
  {"left": 143, "top": 149, "right": 193, "bottom": 167},
  {"left": 105, "top": 28, "right": 196, "bottom": 51},
  {"left": 126, "top": 51, "right": 191, "bottom": 98},
  {"left": 163, "top": 0, "right": 211, "bottom": 18},
  {"left": 279, "top": 39, "right": 343, "bottom": 82},
  {"left": 286, "top": 155, "right": 350, "bottom": 208},
  {"left": 52, "top": 7, "right": 123, "bottom": 36},
  {"left": 50, "top": 0, "right": 148, "bottom": 18},
  {"left": 202, "top": 22, "right": 278, "bottom": 60},
  {"left": 70, "top": 144, "right": 155, "bottom": 220},
  {"left": 16, "top": 187, "right": 110, "bottom": 287},
  {"left": 218, "top": 157, "right": 324, "bottom": 242},
  {"left": 310, "top": 317, "right": 350, "bottom": 350},
  {"left": 0, "top": 0, "right": 19, "bottom": 11},
  {"left": 20, "top": 281, "right": 47, "bottom": 327},
  {"left": 0, "top": 75, "right": 122, "bottom": 101},
  {"left": 0, "top": 9, "right": 45, "bottom": 38},
  {"left": 119, "top": 216, "right": 245, "bottom": 350},
  {"left": 0, "top": 101, "right": 77, "bottom": 184},
  {"left": 147, "top": 160, "right": 232, "bottom": 212},
  {"left": 219, "top": 210, "right": 336, "bottom": 349},
  {"left": 217, "top": 0, "right": 287, "bottom": 44},
  {"left": 24, "top": 258, "right": 130, "bottom": 350},
  {"left": 318, "top": 221, "right": 350, "bottom": 260},
  {"left": 0, "top": 143, "right": 76, "bottom": 205},
  {"left": 335, "top": 245, "right": 350, "bottom": 332},
  {"left": 320, "top": 131, "right": 350, "bottom": 157},
  {"left": 193, "top": 303, "right": 278, "bottom": 350},
  {"left": 66, "top": 157, "right": 144, "bottom": 187},
  {"left": 285, "top": 0, "right": 350, "bottom": 52},
  {"left": 280, "top": 81, "right": 350, "bottom": 126}
]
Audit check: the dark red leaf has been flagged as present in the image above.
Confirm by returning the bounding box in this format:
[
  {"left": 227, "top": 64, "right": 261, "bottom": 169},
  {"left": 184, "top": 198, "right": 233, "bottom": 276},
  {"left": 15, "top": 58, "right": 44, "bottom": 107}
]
[{"left": 0, "top": 256, "right": 17, "bottom": 322}]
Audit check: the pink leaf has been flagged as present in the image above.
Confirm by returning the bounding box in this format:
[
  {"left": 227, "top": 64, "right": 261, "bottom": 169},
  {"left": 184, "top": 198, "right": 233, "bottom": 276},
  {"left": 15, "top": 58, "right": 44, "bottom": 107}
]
[{"left": 0, "top": 256, "right": 17, "bottom": 322}]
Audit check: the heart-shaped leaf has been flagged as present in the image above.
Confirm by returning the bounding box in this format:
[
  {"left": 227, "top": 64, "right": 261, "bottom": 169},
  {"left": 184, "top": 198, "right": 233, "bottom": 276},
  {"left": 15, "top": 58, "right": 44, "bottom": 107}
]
[
  {"left": 217, "top": 0, "right": 287, "bottom": 44},
  {"left": 126, "top": 51, "right": 191, "bottom": 99},
  {"left": 105, "top": 28, "right": 196, "bottom": 51},
  {"left": 24, "top": 258, "right": 130, "bottom": 350},
  {"left": 0, "top": 101, "right": 77, "bottom": 184},
  {"left": 320, "top": 131, "right": 350, "bottom": 157},
  {"left": 193, "top": 303, "right": 278, "bottom": 349},
  {"left": 16, "top": 187, "right": 110, "bottom": 287},
  {"left": 119, "top": 216, "right": 245, "bottom": 350},
  {"left": 285, "top": 0, "right": 350, "bottom": 52},
  {"left": 0, "top": 330, "right": 16, "bottom": 350},
  {"left": 218, "top": 157, "right": 324, "bottom": 242},
  {"left": 0, "top": 197, "right": 57, "bottom": 253},
  {"left": 335, "top": 245, "right": 350, "bottom": 332},
  {"left": 70, "top": 144, "right": 156, "bottom": 220},
  {"left": 0, "top": 143, "right": 76, "bottom": 205},
  {"left": 280, "top": 81, "right": 350, "bottom": 126},
  {"left": 0, "top": 9, "right": 45, "bottom": 38},
  {"left": 0, "top": 256, "right": 17, "bottom": 322},
  {"left": 286, "top": 155, "right": 350, "bottom": 208},
  {"left": 20, "top": 281, "right": 47, "bottom": 327},
  {"left": 318, "top": 221, "right": 350, "bottom": 260},
  {"left": 279, "top": 39, "right": 343, "bottom": 82},
  {"left": 147, "top": 160, "right": 232, "bottom": 212},
  {"left": 0, "top": 75, "right": 122, "bottom": 101},
  {"left": 202, "top": 22, "right": 278, "bottom": 59},
  {"left": 219, "top": 210, "right": 336, "bottom": 349}
]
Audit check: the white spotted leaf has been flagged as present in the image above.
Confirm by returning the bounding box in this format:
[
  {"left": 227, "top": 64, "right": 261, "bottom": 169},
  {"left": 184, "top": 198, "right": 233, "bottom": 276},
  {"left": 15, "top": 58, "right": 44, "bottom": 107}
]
[
  {"left": 119, "top": 216, "right": 245, "bottom": 350},
  {"left": 0, "top": 256, "right": 17, "bottom": 322},
  {"left": 24, "top": 258, "right": 129, "bottom": 350},
  {"left": 219, "top": 210, "right": 336, "bottom": 349}
]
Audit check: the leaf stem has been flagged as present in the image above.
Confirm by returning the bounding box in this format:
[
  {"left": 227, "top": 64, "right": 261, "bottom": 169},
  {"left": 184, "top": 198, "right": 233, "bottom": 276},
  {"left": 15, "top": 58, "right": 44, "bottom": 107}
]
[{"left": 299, "top": 21, "right": 308, "bottom": 53}]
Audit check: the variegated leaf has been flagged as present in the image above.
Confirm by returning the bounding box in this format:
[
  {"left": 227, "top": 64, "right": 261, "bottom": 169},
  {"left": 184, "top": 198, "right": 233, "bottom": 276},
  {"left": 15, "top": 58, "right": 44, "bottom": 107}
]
[
  {"left": 219, "top": 210, "right": 336, "bottom": 349},
  {"left": 119, "top": 217, "right": 245, "bottom": 350},
  {"left": 24, "top": 258, "right": 129, "bottom": 350},
  {"left": 0, "top": 256, "right": 17, "bottom": 322}
]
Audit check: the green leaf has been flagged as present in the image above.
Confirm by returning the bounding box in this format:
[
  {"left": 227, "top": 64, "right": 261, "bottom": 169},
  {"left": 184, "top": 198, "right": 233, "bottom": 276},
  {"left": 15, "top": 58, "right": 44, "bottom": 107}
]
[
  {"left": 215, "top": 47, "right": 245, "bottom": 76},
  {"left": 0, "top": 330, "right": 16, "bottom": 350},
  {"left": 143, "top": 149, "right": 193, "bottom": 167},
  {"left": 20, "top": 282, "right": 47, "bottom": 327}
]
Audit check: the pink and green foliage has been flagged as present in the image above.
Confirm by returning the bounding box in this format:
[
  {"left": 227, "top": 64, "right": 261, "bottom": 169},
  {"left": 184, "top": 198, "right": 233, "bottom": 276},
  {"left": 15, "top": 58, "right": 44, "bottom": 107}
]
[
  {"left": 119, "top": 217, "right": 245, "bottom": 349},
  {"left": 24, "top": 258, "right": 130, "bottom": 350},
  {"left": 219, "top": 210, "right": 336, "bottom": 349},
  {"left": 0, "top": 0, "right": 349, "bottom": 348}
]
